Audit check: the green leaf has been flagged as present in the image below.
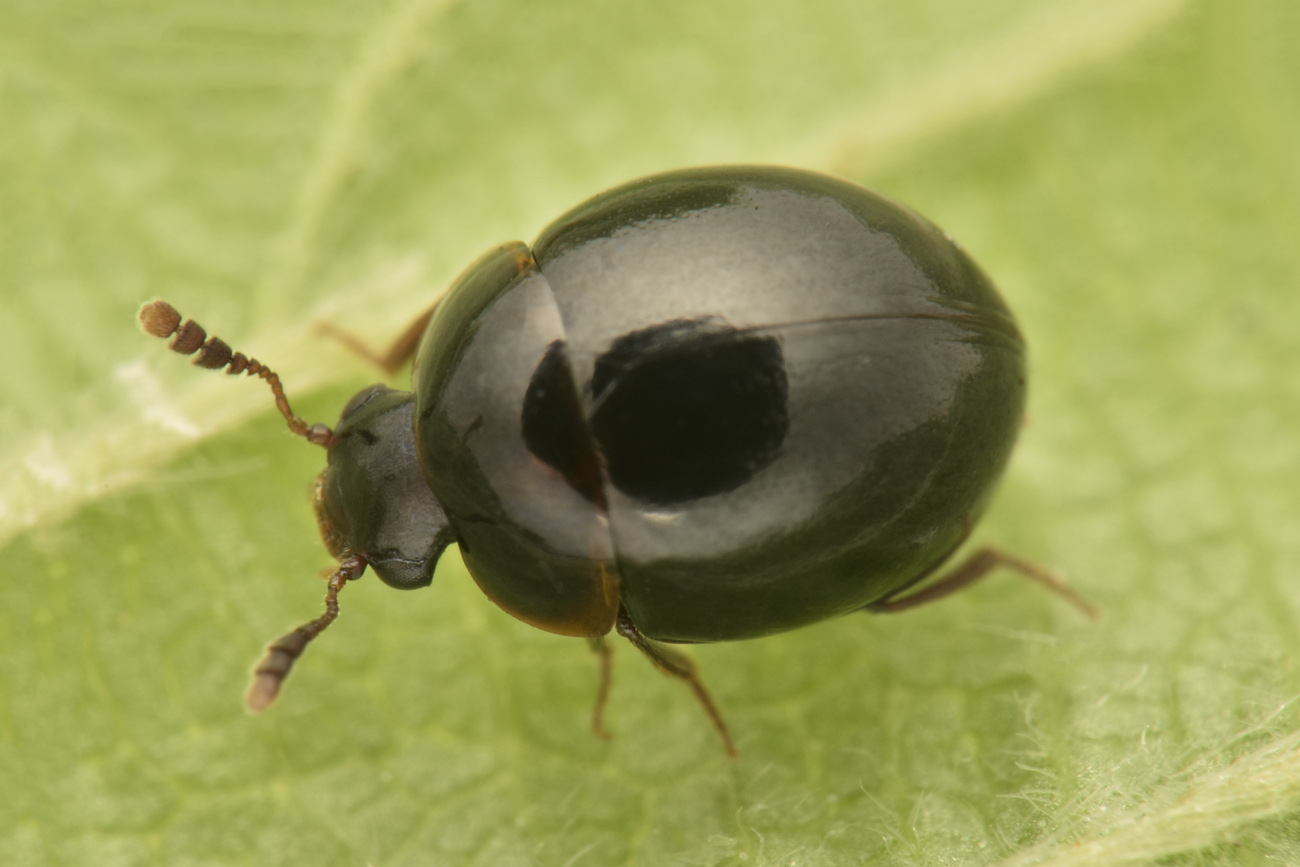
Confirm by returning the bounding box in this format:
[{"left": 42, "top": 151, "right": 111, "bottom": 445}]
[{"left": 4, "top": 0, "right": 1299, "bottom": 864}]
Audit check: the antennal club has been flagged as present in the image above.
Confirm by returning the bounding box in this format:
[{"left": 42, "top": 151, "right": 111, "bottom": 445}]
[{"left": 138, "top": 299, "right": 334, "bottom": 447}]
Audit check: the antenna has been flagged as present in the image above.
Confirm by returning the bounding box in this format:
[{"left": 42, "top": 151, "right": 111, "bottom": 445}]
[
  {"left": 244, "top": 554, "right": 366, "bottom": 711},
  {"left": 137, "top": 299, "right": 334, "bottom": 447},
  {"left": 139, "top": 299, "right": 360, "bottom": 710}
]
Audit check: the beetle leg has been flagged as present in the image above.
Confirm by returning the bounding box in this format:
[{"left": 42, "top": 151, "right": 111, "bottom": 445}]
[
  {"left": 244, "top": 553, "right": 367, "bottom": 711},
  {"left": 615, "top": 606, "right": 737, "bottom": 757},
  {"left": 316, "top": 299, "right": 442, "bottom": 375},
  {"left": 587, "top": 635, "right": 614, "bottom": 740},
  {"left": 864, "top": 546, "right": 1098, "bottom": 619}
]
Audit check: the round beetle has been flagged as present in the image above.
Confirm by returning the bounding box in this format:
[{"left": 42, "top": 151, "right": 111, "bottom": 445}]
[{"left": 140, "top": 166, "right": 1093, "bottom": 755}]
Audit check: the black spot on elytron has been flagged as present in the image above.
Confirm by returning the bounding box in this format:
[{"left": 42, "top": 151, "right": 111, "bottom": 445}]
[
  {"left": 521, "top": 341, "right": 606, "bottom": 506},
  {"left": 590, "top": 319, "right": 788, "bottom": 506}
]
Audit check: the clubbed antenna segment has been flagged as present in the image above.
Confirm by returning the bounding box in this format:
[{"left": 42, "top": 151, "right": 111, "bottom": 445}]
[{"left": 138, "top": 299, "right": 334, "bottom": 447}]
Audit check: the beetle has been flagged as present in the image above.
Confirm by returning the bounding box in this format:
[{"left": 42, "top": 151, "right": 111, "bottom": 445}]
[{"left": 139, "top": 166, "right": 1093, "bottom": 755}]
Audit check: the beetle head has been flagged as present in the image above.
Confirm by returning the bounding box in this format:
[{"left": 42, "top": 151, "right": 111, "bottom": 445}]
[
  {"left": 317, "top": 384, "right": 455, "bottom": 590},
  {"left": 138, "top": 301, "right": 455, "bottom": 710}
]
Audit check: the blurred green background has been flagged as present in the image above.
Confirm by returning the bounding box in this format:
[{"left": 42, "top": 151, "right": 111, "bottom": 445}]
[{"left": 3, "top": 0, "right": 1300, "bottom": 864}]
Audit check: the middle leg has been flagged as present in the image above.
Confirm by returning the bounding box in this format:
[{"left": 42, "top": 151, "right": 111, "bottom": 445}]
[{"left": 615, "top": 605, "right": 737, "bottom": 757}]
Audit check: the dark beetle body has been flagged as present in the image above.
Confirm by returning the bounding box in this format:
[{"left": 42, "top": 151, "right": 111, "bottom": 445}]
[{"left": 319, "top": 166, "right": 1025, "bottom": 646}]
